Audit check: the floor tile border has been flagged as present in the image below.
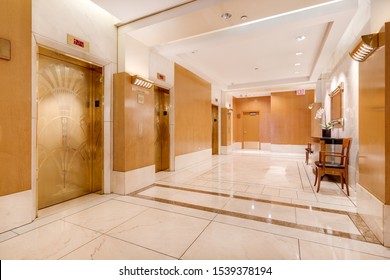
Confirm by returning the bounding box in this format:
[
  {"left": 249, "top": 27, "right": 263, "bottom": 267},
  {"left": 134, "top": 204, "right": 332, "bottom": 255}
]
[{"left": 129, "top": 184, "right": 380, "bottom": 244}]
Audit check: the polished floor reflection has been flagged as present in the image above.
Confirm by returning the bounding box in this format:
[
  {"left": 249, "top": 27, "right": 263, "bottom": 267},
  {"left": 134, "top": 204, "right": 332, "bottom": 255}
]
[{"left": 1, "top": 150, "right": 390, "bottom": 260}]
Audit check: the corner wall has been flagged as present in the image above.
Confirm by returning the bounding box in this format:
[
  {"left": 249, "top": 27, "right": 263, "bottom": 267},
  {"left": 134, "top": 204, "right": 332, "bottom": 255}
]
[
  {"left": 0, "top": 0, "right": 33, "bottom": 233},
  {"left": 174, "top": 64, "right": 212, "bottom": 169}
]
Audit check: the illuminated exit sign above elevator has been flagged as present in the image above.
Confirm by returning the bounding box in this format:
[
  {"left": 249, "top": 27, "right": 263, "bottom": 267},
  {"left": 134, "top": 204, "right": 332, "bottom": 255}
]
[
  {"left": 296, "top": 89, "right": 306, "bottom": 95},
  {"left": 67, "top": 34, "right": 90, "bottom": 52}
]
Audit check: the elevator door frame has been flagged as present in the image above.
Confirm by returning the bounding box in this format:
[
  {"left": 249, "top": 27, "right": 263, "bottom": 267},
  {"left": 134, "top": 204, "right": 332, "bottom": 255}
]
[{"left": 36, "top": 47, "right": 104, "bottom": 209}]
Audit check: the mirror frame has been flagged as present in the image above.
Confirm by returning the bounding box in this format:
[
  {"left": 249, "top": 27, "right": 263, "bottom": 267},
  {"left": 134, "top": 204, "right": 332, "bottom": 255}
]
[{"left": 329, "top": 82, "right": 344, "bottom": 128}]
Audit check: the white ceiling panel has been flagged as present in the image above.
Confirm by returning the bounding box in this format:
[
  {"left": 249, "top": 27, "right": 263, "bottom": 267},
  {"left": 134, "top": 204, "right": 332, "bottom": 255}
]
[
  {"left": 91, "top": 0, "right": 360, "bottom": 93},
  {"left": 91, "top": 0, "right": 193, "bottom": 23}
]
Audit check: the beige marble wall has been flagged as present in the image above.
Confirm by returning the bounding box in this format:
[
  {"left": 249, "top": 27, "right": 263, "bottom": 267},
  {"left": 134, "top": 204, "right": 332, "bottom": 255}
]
[
  {"left": 357, "top": 184, "right": 385, "bottom": 244},
  {"left": 112, "top": 166, "right": 155, "bottom": 195}
]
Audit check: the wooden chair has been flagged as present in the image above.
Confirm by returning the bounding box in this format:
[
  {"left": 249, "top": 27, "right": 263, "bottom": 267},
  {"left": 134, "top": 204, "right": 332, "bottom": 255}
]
[
  {"left": 305, "top": 143, "right": 313, "bottom": 165},
  {"left": 314, "top": 138, "right": 352, "bottom": 196}
]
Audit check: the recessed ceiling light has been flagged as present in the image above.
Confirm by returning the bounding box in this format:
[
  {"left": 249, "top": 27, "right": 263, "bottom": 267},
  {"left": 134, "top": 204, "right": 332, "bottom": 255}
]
[
  {"left": 295, "top": 63, "right": 301, "bottom": 66},
  {"left": 296, "top": 52, "right": 303, "bottom": 56},
  {"left": 296, "top": 35, "right": 306, "bottom": 41},
  {"left": 254, "top": 67, "right": 259, "bottom": 70},
  {"left": 241, "top": 15, "right": 248, "bottom": 21},
  {"left": 221, "top": 12, "right": 232, "bottom": 20},
  {"left": 294, "top": 71, "right": 300, "bottom": 74}
]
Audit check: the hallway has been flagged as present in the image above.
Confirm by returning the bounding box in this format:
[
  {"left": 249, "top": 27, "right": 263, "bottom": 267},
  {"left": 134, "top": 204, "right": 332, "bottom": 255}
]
[{"left": 1, "top": 151, "right": 389, "bottom": 260}]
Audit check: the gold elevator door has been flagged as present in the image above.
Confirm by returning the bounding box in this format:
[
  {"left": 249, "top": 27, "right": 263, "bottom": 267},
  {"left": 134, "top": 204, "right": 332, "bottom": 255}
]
[
  {"left": 154, "top": 87, "right": 170, "bottom": 172},
  {"left": 37, "top": 50, "right": 103, "bottom": 209}
]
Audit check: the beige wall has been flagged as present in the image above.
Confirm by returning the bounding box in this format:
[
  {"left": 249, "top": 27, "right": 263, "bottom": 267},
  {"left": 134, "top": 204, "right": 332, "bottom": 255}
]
[
  {"left": 271, "top": 91, "right": 314, "bottom": 145},
  {"left": 233, "top": 92, "right": 313, "bottom": 146},
  {"left": 233, "top": 96, "right": 271, "bottom": 144},
  {"left": 0, "top": 0, "right": 31, "bottom": 196},
  {"left": 113, "top": 72, "right": 155, "bottom": 172},
  {"left": 174, "top": 64, "right": 212, "bottom": 156}
]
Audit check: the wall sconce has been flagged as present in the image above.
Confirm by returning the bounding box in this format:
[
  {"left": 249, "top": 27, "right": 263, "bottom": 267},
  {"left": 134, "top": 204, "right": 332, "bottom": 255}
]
[
  {"left": 349, "top": 33, "right": 384, "bottom": 62},
  {"left": 329, "top": 82, "right": 344, "bottom": 97},
  {"left": 131, "top": 75, "right": 154, "bottom": 89}
]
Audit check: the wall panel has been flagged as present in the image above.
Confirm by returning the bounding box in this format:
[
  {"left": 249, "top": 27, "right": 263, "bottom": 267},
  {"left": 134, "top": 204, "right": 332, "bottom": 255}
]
[
  {"left": 359, "top": 23, "right": 389, "bottom": 204},
  {"left": 233, "top": 96, "right": 271, "bottom": 144},
  {"left": 0, "top": 0, "right": 31, "bottom": 196},
  {"left": 270, "top": 91, "right": 314, "bottom": 145},
  {"left": 113, "top": 72, "right": 155, "bottom": 172},
  {"left": 174, "top": 64, "right": 211, "bottom": 156}
]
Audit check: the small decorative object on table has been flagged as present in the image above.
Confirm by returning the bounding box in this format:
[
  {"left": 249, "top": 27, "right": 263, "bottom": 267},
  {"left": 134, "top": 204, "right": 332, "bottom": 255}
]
[
  {"left": 315, "top": 107, "right": 333, "bottom": 137},
  {"left": 322, "top": 129, "right": 331, "bottom": 138}
]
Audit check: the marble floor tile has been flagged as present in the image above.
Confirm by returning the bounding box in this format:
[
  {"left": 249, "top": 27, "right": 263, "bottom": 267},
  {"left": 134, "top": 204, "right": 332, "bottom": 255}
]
[
  {"left": 64, "top": 200, "right": 148, "bottom": 233},
  {"left": 61, "top": 235, "right": 175, "bottom": 260},
  {"left": 297, "top": 191, "right": 318, "bottom": 202},
  {"left": 296, "top": 208, "right": 361, "bottom": 235},
  {"left": 114, "top": 195, "right": 217, "bottom": 220},
  {"left": 0, "top": 220, "right": 100, "bottom": 260},
  {"left": 280, "top": 189, "right": 298, "bottom": 199},
  {"left": 139, "top": 186, "right": 230, "bottom": 209},
  {"left": 3, "top": 150, "right": 390, "bottom": 261},
  {"left": 38, "top": 193, "right": 103, "bottom": 218},
  {"left": 0, "top": 231, "right": 18, "bottom": 243},
  {"left": 182, "top": 222, "right": 300, "bottom": 260},
  {"left": 262, "top": 187, "right": 281, "bottom": 196},
  {"left": 245, "top": 185, "right": 265, "bottom": 194},
  {"left": 106, "top": 208, "right": 210, "bottom": 258},
  {"left": 222, "top": 198, "right": 297, "bottom": 223},
  {"left": 299, "top": 240, "right": 388, "bottom": 260}
]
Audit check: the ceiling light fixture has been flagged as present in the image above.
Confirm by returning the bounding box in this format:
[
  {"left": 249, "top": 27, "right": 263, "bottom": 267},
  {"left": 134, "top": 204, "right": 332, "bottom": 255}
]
[
  {"left": 349, "top": 33, "right": 384, "bottom": 62},
  {"left": 296, "top": 52, "right": 303, "bottom": 56},
  {"left": 241, "top": 15, "right": 248, "bottom": 21},
  {"left": 131, "top": 75, "right": 154, "bottom": 89},
  {"left": 296, "top": 35, "right": 306, "bottom": 41},
  {"left": 221, "top": 12, "right": 232, "bottom": 20},
  {"left": 295, "top": 63, "right": 301, "bottom": 66}
]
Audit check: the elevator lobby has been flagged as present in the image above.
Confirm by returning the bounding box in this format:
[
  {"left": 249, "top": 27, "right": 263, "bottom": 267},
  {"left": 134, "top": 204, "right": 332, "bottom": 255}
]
[{"left": 1, "top": 0, "right": 390, "bottom": 261}]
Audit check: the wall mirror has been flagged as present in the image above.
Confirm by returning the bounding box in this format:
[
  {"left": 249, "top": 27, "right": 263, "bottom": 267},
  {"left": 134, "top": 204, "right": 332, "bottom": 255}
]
[{"left": 329, "top": 82, "right": 343, "bottom": 128}]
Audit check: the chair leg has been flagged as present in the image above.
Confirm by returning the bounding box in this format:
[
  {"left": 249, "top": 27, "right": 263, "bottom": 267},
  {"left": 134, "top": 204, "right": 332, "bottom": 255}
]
[
  {"left": 314, "top": 167, "right": 318, "bottom": 186},
  {"left": 345, "top": 172, "right": 350, "bottom": 196},
  {"left": 305, "top": 151, "right": 308, "bottom": 165},
  {"left": 316, "top": 172, "right": 322, "bottom": 193}
]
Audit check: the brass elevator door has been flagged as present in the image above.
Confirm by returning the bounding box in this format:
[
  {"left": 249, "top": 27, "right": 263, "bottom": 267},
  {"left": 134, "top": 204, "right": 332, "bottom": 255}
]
[
  {"left": 154, "top": 87, "right": 170, "bottom": 172},
  {"left": 37, "top": 51, "right": 103, "bottom": 209},
  {"left": 212, "top": 105, "right": 219, "bottom": 155}
]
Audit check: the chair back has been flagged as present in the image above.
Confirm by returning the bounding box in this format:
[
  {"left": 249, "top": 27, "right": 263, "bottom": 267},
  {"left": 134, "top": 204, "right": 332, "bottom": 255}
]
[
  {"left": 341, "top": 138, "right": 352, "bottom": 166},
  {"left": 319, "top": 138, "right": 352, "bottom": 166}
]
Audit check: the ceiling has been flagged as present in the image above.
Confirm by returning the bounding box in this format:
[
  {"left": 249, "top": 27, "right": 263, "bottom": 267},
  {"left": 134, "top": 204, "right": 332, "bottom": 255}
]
[{"left": 91, "top": 0, "right": 359, "bottom": 97}]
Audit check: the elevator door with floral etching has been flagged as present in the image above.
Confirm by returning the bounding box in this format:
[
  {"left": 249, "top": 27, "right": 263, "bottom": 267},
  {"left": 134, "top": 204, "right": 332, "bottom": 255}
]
[{"left": 37, "top": 50, "right": 103, "bottom": 209}]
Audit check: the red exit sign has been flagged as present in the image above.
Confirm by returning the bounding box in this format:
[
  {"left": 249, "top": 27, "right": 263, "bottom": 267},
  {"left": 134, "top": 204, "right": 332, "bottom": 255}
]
[
  {"left": 296, "top": 89, "right": 306, "bottom": 95},
  {"left": 67, "top": 34, "right": 90, "bottom": 52},
  {"left": 73, "top": 38, "right": 84, "bottom": 48},
  {"left": 157, "top": 72, "right": 166, "bottom": 82}
]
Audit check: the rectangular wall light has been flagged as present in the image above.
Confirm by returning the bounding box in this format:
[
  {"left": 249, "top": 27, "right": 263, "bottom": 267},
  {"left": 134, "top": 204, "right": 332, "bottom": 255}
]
[
  {"left": 350, "top": 33, "right": 384, "bottom": 62},
  {"left": 131, "top": 75, "right": 154, "bottom": 89}
]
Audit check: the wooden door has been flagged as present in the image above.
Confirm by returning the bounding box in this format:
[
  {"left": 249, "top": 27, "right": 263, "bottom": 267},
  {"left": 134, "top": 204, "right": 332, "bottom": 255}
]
[{"left": 242, "top": 112, "right": 260, "bottom": 149}]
